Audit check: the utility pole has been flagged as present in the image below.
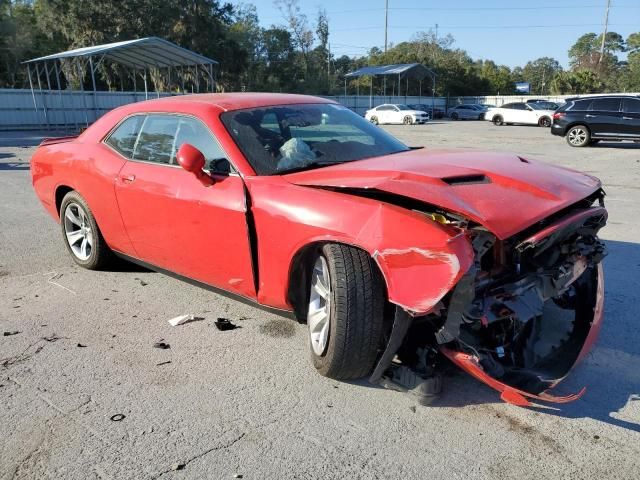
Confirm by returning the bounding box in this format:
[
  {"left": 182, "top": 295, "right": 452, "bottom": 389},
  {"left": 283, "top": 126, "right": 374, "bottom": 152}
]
[
  {"left": 598, "top": 0, "right": 611, "bottom": 66},
  {"left": 384, "top": 0, "right": 389, "bottom": 53}
]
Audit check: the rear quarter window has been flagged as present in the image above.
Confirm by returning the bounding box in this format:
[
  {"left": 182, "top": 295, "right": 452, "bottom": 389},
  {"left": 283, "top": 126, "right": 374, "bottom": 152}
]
[{"left": 105, "top": 115, "right": 144, "bottom": 158}]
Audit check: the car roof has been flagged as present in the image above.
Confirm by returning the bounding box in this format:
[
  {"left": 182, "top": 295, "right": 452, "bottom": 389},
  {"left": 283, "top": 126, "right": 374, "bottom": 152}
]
[
  {"left": 121, "top": 92, "right": 337, "bottom": 113},
  {"left": 565, "top": 95, "right": 640, "bottom": 101}
]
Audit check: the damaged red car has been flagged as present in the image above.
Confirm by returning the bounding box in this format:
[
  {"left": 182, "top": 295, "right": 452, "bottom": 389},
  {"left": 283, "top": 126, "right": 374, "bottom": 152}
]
[{"left": 31, "top": 94, "right": 607, "bottom": 406}]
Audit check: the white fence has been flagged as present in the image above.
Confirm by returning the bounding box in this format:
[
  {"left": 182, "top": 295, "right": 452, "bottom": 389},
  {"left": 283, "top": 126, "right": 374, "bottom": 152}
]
[{"left": 1, "top": 89, "right": 638, "bottom": 130}]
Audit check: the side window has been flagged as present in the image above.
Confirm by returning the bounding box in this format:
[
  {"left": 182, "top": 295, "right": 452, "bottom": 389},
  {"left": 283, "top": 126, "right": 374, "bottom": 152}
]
[
  {"left": 590, "top": 98, "right": 621, "bottom": 112},
  {"left": 502, "top": 103, "right": 514, "bottom": 109},
  {"left": 570, "top": 99, "right": 592, "bottom": 111},
  {"left": 623, "top": 99, "right": 640, "bottom": 113},
  {"left": 174, "top": 117, "right": 231, "bottom": 173},
  {"left": 105, "top": 116, "right": 144, "bottom": 158},
  {"left": 133, "top": 115, "right": 180, "bottom": 164},
  {"left": 513, "top": 104, "right": 527, "bottom": 110}
]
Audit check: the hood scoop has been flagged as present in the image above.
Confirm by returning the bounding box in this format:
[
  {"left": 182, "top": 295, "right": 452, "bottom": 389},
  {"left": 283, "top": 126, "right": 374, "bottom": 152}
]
[{"left": 441, "top": 174, "right": 490, "bottom": 186}]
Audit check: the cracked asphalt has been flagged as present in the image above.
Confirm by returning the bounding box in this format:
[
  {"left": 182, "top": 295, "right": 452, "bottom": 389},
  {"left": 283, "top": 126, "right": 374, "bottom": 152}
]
[{"left": 1, "top": 122, "right": 640, "bottom": 479}]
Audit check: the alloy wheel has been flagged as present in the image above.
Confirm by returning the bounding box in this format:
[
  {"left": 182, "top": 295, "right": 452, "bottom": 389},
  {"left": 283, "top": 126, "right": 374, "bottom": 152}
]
[
  {"left": 63, "top": 202, "right": 93, "bottom": 261},
  {"left": 568, "top": 127, "right": 587, "bottom": 146},
  {"left": 308, "top": 256, "right": 331, "bottom": 356}
]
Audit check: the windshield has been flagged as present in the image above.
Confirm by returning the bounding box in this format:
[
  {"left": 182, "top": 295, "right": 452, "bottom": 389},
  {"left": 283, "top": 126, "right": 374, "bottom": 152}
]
[{"left": 220, "top": 103, "right": 410, "bottom": 175}]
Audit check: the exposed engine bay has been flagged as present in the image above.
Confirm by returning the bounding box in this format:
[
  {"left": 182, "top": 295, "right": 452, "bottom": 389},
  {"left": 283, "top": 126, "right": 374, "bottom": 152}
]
[{"left": 372, "top": 191, "right": 608, "bottom": 406}]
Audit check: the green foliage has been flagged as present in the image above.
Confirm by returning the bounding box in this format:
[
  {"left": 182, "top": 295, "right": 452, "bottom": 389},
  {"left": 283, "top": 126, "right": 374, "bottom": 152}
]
[{"left": 0, "top": 1, "right": 638, "bottom": 96}]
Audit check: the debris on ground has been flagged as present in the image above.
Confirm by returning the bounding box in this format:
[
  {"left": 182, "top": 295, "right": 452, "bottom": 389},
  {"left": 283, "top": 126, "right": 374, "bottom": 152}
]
[
  {"left": 171, "top": 463, "right": 185, "bottom": 471},
  {"left": 135, "top": 277, "right": 149, "bottom": 286},
  {"left": 3, "top": 331, "right": 21, "bottom": 336},
  {"left": 153, "top": 341, "right": 171, "bottom": 349},
  {"left": 214, "top": 318, "right": 240, "bottom": 331},
  {"left": 110, "top": 414, "right": 126, "bottom": 422},
  {"left": 77, "top": 343, "right": 87, "bottom": 348},
  {"left": 156, "top": 360, "right": 172, "bottom": 366},
  {"left": 168, "top": 314, "right": 204, "bottom": 327},
  {"left": 234, "top": 475, "right": 243, "bottom": 479},
  {"left": 43, "top": 334, "right": 63, "bottom": 342}
]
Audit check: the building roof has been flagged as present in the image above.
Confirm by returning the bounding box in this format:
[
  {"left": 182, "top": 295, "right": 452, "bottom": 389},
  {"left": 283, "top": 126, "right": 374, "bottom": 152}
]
[
  {"left": 24, "top": 37, "right": 217, "bottom": 69},
  {"left": 345, "top": 63, "right": 435, "bottom": 80}
]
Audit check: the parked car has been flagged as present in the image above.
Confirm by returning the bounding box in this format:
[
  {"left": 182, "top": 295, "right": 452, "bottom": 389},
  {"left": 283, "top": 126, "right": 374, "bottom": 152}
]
[
  {"left": 485, "top": 102, "right": 555, "bottom": 127},
  {"left": 31, "top": 93, "right": 607, "bottom": 406},
  {"left": 551, "top": 95, "right": 640, "bottom": 147},
  {"left": 526, "top": 99, "right": 561, "bottom": 110},
  {"left": 448, "top": 105, "right": 484, "bottom": 120},
  {"left": 365, "top": 104, "right": 429, "bottom": 125},
  {"left": 408, "top": 104, "right": 444, "bottom": 119}
]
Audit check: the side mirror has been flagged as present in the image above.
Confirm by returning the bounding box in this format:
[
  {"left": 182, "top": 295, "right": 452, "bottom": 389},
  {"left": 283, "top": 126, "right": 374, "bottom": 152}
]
[{"left": 177, "top": 143, "right": 215, "bottom": 187}]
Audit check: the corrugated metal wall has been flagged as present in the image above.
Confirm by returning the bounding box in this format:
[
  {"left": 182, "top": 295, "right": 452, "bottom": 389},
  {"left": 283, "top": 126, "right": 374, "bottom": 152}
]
[
  {"left": 0, "top": 89, "right": 173, "bottom": 130},
  {"left": 2, "top": 89, "right": 638, "bottom": 130}
]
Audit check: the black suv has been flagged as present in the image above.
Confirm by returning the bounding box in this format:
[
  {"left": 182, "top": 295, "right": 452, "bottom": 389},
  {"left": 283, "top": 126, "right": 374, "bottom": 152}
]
[{"left": 551, "top": 95, "right": 640, "bottom": 147}]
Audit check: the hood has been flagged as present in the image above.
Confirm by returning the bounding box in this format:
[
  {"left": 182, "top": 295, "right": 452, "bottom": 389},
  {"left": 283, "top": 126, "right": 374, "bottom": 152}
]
[{"left": 284, "top": 149, "right": 601, "bottom": 239}]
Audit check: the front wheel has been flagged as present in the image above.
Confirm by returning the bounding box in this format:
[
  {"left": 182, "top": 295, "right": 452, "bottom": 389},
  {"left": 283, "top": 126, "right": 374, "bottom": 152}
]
[
  {"left": 307, "top": 244, "right": 385, "bottom": 380},
  {"left": 60, "top": 191, "right": 113, "bottom": 269},
  {"left": 538, "top": 116, "right": 551, "bottom": 127},
  {"left": 451, "top": 113, "right": 459, "bottom": 120},
  {"left": 369, "top": 116, "right": 378, "bottom": 125},
  {"left": 566, "top": 125, "right": 590, "bottom": 147},
  {"left": 403, "top": 115, "right": 414, "bottom": 125}
]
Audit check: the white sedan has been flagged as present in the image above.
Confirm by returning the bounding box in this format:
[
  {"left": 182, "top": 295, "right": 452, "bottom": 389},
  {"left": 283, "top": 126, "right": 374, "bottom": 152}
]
[
  {"left": 484, "top": 102, "right": 555, "bottom": 127},
  {"left": 365, "top": 104, "right": 430, "bottom": 125}
]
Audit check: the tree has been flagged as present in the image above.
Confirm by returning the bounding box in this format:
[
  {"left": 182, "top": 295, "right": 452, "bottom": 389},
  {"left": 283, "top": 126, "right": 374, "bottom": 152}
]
[{"left": 521, "top": 57, "right": 562, "bottom": 95}]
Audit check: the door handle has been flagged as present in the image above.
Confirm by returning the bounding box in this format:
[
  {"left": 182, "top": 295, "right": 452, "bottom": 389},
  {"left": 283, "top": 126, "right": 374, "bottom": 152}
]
[
  {"left": 623, "top": 116, "right": 633, "bottom": 120},
  {"left": 120, "top": 174, "right": 136, "bottom": 184},
  {"left": 585, "top": 114, "right": 596, "bottom": 118}
]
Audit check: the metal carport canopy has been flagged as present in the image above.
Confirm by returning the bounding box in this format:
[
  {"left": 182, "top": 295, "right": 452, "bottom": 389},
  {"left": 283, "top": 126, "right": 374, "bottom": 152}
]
[
  {"left": 344, "top": 63, "right": 435, "bottom": 80},
  {"left": 24, "top": 37, "right": 217, "bottom": 69}
]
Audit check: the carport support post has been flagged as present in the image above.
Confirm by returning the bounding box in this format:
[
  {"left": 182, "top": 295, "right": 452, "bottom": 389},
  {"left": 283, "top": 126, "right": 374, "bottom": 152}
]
[
  {"left": 143, "top": 69, "right": 148, "bottom": 100},
  {"left": 53, "top": 61, "right": 69, "bottom": 130},
  {"left": 432, "top": 75, "right": 436, "bottom": 118},
  {"left": 35, "top": 63, "right": 50, "bottom": 130},
  {"left": 405, "top": 76, "right": 408, "bottom": 104},
  {"left": 419, "top": 79, "right": 422, "bottom": 105},
  {"left": 76, "top": 60, "right": 89, "bottom": 127},
  {"left": 26, "top": 65, "right": 41, "bottom": 129},
  {"left": 369, "top": 75, "right": 373, "bottom": 109},
  {"left": 398, "top": 73, "right": 401, "bottom": 102},
  {"left": 89, "top": 56, "right": 98, "bottom": 122}
]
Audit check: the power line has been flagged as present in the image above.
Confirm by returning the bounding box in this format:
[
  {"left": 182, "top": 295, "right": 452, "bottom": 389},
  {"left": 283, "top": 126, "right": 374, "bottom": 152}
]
[
  {"left": 332, "top": 23, "right": 635, "bottom": 32},
  {"left": 326, "top": 4, "right": 638, "bottom": 14}
]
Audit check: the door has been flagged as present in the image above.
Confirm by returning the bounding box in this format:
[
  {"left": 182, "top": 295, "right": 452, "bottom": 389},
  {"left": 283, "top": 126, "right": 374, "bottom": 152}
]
[
  {"left": 510, "top": 103, "right": 530, "bottom": 123},
  {"left": 113, "top": 114, "right": 256, "bottom": 299},
  {"left": 588, "top": 97, "right": 622, "bottom": 137},
  {"left": 388, "top": 106, "right": 402, "bottom": 123},
  {"left": 621, "top": 98, "right": 640, "bottom": 138}
]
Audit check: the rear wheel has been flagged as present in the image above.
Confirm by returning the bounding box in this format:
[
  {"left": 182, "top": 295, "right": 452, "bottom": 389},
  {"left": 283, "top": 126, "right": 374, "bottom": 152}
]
[
  {"left": 369, "top": 116, "right": 378, "bottom": 125},
  {"left": 403, "top": 115, "right": 413, "bottom": 125},
  {"left": 493, "top": 115, "right": 504, "bottom": 126},
  {"left": 538, "top": 116, "right": 551, "bottom": 127},
  {"left": 307, "top": 244, "right": 385, "bottom": 380},
  {"left": 60, "top": 191, "right": 113, "bottom": 270},
  {"left": 566, "top": 125, "right": 590, "bottom": 147}
]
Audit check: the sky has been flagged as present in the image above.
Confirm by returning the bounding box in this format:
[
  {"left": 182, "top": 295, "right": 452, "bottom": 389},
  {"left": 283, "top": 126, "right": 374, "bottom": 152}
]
[{"left": 240, "top": 0, "right": 640, "bottom": 68}]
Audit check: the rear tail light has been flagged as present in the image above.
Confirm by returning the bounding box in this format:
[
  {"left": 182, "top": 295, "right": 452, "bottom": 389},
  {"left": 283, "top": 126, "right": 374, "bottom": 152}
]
[{"left": 553, "top": 112, "right": 565, "bottom": 120}]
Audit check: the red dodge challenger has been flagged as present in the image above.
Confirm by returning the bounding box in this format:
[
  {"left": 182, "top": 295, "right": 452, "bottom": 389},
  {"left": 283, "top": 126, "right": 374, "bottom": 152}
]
[{"left": 31, "top": 93, "right": 607, "bottom": 406}]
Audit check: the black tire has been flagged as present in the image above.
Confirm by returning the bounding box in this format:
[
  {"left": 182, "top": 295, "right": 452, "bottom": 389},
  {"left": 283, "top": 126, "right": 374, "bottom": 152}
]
[
  {"left": 493, "top": 115, "right": 504, "bottom": 126},
  {"left": 60, "top": 191, "right": 113, "bottom": 270},
  {"left": 451, "top": 112, "right": 459, "bottom": 120},
  {"left": 370, "top": 116, "right": 378, "bottom": 125},
  {"left": 538, "top": 116, "right": 551, "bottom": 127},
  {"left": 309, "top": 244, "right": 385, "bottom": 380},
  {"left": 566, "top": 125, "right": 590, "bottom": 147},
  {"left": 403, "top": 115, "right": 413, "bottom": 125}
]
